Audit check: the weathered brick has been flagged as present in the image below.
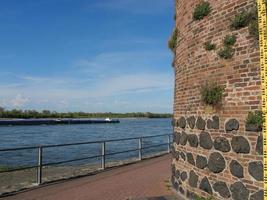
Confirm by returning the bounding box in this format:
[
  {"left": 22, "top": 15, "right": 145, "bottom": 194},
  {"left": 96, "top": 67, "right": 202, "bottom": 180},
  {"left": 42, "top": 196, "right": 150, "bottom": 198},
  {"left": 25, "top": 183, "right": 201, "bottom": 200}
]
[{"left": 172, "top": 0, "right": 262, "bottom": 199}]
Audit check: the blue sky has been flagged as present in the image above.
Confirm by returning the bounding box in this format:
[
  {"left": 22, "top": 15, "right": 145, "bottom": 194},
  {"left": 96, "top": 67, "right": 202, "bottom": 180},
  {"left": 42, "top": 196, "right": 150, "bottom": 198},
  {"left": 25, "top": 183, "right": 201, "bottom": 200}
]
[{"left": 0, "top": 0, "right": 174, "bottom": 113}]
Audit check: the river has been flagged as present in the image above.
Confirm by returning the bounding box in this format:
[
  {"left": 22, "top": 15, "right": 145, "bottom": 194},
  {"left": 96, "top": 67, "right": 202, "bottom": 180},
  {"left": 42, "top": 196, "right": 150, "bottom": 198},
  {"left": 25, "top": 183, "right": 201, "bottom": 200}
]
[{"left": 0, "top": 118, "right": 172, "bottom": 167}]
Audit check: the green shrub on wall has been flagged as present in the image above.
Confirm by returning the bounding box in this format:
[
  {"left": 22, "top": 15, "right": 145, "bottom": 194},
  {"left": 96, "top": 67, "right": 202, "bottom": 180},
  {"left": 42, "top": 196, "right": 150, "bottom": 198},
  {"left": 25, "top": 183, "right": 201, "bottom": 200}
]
[
  {"left": 193, "top": 2, "right": 211, "bottom": 21},
  {"left": 246, "top": 111, "right": 263, "bottom": 130},
  {"left": 231, "top": 7, "right": 259, "bottom": 40},
  {"left": 218, "top": 47, "right": 235, "bottom": 59},
  {"left": 168, "top": 28, "right": 178, "bottom": 53},
  {"left": 231, "top": 12, "right": 251, "bottom": 29},
  {"left": 223, "top": 35, "right": 236, "bottom": 46},
  {"left": 217, "top": 35, "right": 236, "bottom": 59},
  {"left": 204, "top": 41, "right": 216, "bottom": 51},
  {"left": 200, "top": 83, "right": 224, "bottom": 106}
]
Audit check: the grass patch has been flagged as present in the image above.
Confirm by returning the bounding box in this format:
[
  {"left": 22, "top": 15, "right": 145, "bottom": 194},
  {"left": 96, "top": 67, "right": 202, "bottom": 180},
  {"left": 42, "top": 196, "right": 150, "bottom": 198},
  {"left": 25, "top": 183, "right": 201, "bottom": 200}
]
[
  {"left": 0, "top": 166, "right": 12, "bottom": 172},
  {"left": 193, "top": 2, "right": 211, "bottom": 21},
  {"left": 201, "top": 82, "right": 224, "bottom": 106},
  {"left": 0, "top": 165, "right": 30, "bottom": 172}
]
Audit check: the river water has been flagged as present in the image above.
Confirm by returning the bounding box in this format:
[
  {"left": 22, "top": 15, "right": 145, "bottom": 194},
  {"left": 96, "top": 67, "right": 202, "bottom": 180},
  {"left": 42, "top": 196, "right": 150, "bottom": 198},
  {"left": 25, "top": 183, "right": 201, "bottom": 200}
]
[{"left": 0, "top": 118, "right": 172, "bottom": 167}]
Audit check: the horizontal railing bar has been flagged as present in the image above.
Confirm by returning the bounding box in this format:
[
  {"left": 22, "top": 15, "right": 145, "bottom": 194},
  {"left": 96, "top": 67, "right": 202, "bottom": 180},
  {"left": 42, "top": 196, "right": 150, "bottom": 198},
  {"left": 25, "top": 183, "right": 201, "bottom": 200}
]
[
  {"left": 0, "top": 146, "right": 39, "bottom": 152},
  {"left": 0, "top": 165, "right": 38, "bottom": 174},
  {"left": 141, "top": 134, "right": 171, "bottom": 139},
  {"left": 105, "top": 148, "right": 139, "bottom": 156},
  {"left": 0, "top": 134, "right": 172, "bottom": 152},
  {"left": 142, "top": 143, "right": 169, "bottom": 150},
  {"left": 43, "top": 138, "right": 136, "bottom": 149},
  {"left": 43, "top": 155, "right": 102, "bottom": 167}
]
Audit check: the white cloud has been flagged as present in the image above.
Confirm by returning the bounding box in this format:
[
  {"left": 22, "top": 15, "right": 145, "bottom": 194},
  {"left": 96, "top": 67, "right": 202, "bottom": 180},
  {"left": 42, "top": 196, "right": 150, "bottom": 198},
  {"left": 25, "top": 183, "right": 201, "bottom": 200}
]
[
  {"left": 19, "top": 75, "right": 49, "bottom": 83},
  {"left": 92, "top": 73, "right": 172, "bottom": 97},
  {"left": 10, "top": 94, "right": 29, "bottom": 107},
  {"left": 0, "top": 72, "right": 172, "bottom": 98},
  {"left": 74, "top": 51, "right": 170, "bottom": 76}
]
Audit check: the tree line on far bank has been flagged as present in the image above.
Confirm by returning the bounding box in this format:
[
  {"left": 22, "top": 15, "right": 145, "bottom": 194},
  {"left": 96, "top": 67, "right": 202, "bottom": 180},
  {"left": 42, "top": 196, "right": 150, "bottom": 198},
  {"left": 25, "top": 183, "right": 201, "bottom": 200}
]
[{"left": 0, "top": 107, "right": 172, "bottom": 119}]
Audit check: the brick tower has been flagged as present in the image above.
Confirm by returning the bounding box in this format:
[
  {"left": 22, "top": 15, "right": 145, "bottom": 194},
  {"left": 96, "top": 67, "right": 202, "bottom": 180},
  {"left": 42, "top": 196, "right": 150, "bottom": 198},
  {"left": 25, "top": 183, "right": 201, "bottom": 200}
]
[{"left": 171, "top": 0, "right": 263, "bottom": 199}]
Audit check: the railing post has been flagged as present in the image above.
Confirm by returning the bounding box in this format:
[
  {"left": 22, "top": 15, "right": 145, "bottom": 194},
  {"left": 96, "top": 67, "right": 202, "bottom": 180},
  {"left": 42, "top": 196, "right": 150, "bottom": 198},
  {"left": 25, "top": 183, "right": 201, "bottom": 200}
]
[
  {"left": 138, "top": 138, "right": 142, "bottom": 161},
  {"left": 37, "top": 147, "right": 43, "bottom": 185},
  {"left": 167, "top": 135, "right": 170, "bottom": 153},
  {"left": 101, "top": 142, "right": 106, "bottom": 170}
]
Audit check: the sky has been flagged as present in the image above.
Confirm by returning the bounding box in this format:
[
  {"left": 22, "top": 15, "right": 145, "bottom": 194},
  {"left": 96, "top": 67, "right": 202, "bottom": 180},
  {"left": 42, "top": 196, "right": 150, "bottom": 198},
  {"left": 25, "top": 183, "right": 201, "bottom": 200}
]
[{"left": 0, "top": 0, "right": 175, "bottom": 113}]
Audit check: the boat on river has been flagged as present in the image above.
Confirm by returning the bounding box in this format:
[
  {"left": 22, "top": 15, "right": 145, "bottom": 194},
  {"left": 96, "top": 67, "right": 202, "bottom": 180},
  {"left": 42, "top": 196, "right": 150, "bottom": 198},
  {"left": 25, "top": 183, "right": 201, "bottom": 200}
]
[{"left": 0, "top": 118, "right": 120, "bottom": 126}]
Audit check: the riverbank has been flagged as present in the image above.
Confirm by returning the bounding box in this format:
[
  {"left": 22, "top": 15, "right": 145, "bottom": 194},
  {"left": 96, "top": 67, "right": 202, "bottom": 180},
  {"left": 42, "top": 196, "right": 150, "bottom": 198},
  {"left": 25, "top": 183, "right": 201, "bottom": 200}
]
[
  {"left": 0, "top": 152, "right": 168, "bottom": 196},
  {"left": 1, "top": 154, "right": 173, "bottom": 200}
]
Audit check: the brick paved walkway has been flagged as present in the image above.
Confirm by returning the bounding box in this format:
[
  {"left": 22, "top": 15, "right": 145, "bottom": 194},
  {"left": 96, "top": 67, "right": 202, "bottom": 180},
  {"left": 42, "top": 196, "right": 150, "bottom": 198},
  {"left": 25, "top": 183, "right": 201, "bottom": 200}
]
[{"left": 2, "top": 154, "right": 177, "bottom": 200}]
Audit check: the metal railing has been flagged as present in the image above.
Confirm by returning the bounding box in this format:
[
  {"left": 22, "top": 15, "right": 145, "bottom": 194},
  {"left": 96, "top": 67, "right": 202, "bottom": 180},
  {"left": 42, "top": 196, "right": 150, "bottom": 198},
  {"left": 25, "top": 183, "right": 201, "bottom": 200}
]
[{"left": 0, "top": 134, "right": 172, "bottom": 186}]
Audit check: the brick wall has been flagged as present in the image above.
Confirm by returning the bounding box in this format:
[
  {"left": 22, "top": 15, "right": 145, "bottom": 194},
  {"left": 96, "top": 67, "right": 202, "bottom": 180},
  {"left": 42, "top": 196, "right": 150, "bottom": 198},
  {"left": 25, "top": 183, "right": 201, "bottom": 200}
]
[{"left": 171, "top": 0, "right": 263, "bottom": 199}]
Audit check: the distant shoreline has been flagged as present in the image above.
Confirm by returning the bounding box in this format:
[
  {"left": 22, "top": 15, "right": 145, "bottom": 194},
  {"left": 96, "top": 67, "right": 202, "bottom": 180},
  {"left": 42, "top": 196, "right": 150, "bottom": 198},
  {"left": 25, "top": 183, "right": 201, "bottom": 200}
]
[{"left": 0, "top": 109, "right": 173, "bottom": 119}]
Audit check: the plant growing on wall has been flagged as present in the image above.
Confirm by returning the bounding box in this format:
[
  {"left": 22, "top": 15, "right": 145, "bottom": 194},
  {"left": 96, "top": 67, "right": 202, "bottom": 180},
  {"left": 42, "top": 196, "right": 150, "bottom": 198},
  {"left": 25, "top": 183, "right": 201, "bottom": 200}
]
[
  {"left": 218, "top": 47, "right": 235, "bottom": 59},
  {"left": 193, "top": 2, "right": 211, "bottom": 21},
  {"left": 223, "top": 35, "right": 236, "bottom": 46},
  {"left": 218, "top": 35, "right": 236, "bottom": 59},
  {"left": 230, "top": 7, "right": 259, "bottom": 40},
  {"left": 246, "top": 111, "right": 263, "bottom": 131},
  {"left": 168, "top": 28, "right": 179, "bottom": 55},
  {"left": 204, "top": 41, "right": 216, "bottom": 51},
  {"left": 230, "top": 12, "right": 251, "bottom": 29},
  {"left": 168, "top": 6, "right": 179, "bottom": 67},
  {"left": 200, "top": 82, "right": 224, "bottom": 106}
]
